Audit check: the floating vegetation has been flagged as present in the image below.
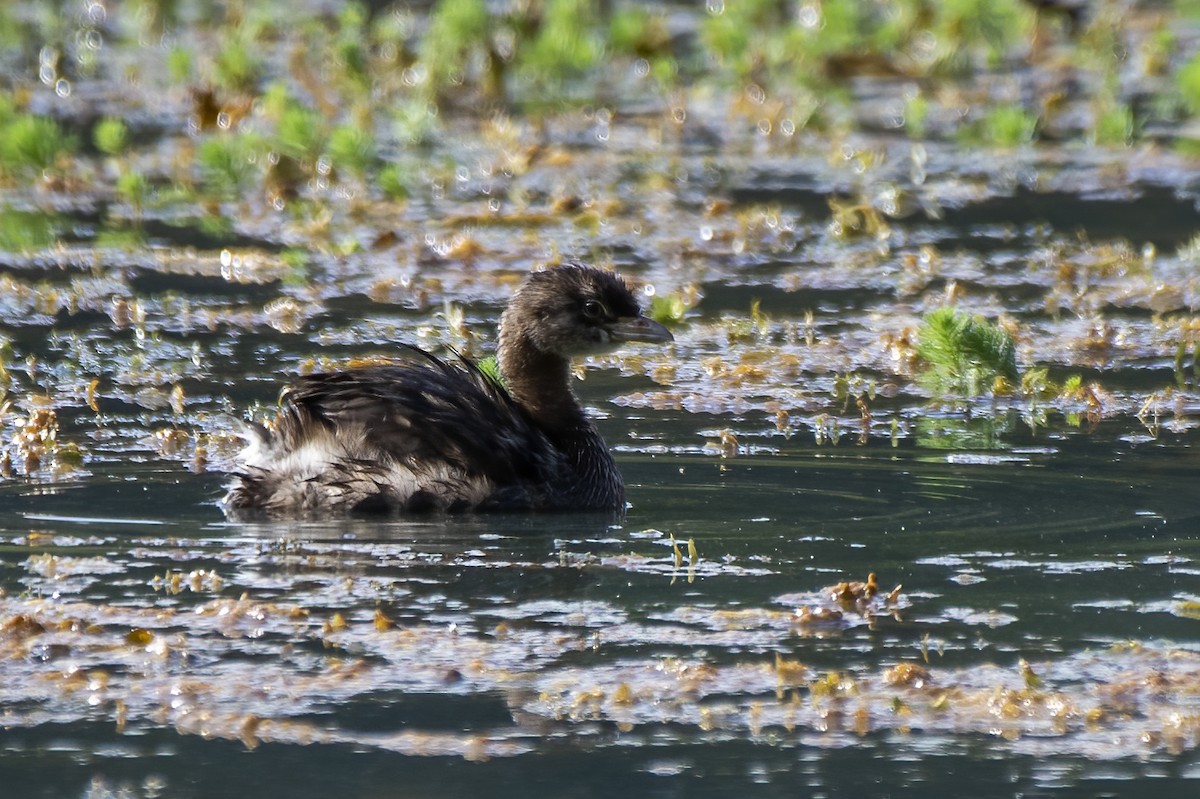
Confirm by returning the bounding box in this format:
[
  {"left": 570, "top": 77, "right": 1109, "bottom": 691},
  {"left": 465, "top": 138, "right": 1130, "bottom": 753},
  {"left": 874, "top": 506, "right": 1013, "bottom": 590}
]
[
  {"left": 474, "top": 355, "right": 504, "bottom": 388},
  {"left": 0, "top": 207, "right": 57, "bottom": 253},
  {"left": 916, "top": 307, "right": 1020, "bottom": 397},
  {"left": 2, "top": 550, "right": 1200, "bottom": 766},
  {"left": 0, "top": 404, "right": 84, "bottom": 476},
  {"left": 197, "top": 134, "right": 262, "bottom": 198},
  {"left": 966, "top": 104, "right": 1040, "bottom": 147},
  {"left": 92, "top": 117, "right": 129, "bottom": 157},
  {"left": 0, "top": 114, "right": 73, "bottom": 178},
  {"left": 647, "top": 286, "right": 700, "bottom": 328},
  {"left": 327, "top": 124, "right": 377, "bottom": 179}
]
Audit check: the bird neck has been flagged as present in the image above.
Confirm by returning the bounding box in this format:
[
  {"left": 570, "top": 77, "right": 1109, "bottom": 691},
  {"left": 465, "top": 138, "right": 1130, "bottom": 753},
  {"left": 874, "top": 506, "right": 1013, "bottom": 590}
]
[{"left": 497, "top": 337, "right": 588, "bottom": 434}]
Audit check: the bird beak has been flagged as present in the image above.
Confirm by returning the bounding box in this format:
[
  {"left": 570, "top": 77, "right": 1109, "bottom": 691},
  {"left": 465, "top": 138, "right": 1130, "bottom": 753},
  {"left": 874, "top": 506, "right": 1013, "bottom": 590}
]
[{"left": 608, "top": 315, "right": 674, "bottom": 344}]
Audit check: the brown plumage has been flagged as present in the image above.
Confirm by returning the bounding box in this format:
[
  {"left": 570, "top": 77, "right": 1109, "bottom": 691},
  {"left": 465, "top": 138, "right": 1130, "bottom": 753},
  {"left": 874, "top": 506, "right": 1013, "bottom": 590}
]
[{"left": 223, "top": 264, "right": 673, "bottom": 516}]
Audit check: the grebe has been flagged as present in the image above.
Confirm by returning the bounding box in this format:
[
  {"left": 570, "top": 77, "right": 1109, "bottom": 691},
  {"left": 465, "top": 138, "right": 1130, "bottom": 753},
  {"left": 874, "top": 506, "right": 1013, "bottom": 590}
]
[{"left": 223, "top": 263, "right": 673, "bottom": 515}]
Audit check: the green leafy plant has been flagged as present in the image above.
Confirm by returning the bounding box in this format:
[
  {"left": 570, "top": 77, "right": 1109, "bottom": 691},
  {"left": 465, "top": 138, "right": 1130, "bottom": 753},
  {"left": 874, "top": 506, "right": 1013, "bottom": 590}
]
[
  {"left": 905, "top": 92, "right": 929, "bottom": 139},
  {"left": 392, "top": 100, "right": 439, "bottom": 146},
  {"left": 700, "top": 0, "right": 787, "bottom": 82},
  {"left": 276, "top": 103, "right": 328, "bottom": 162},
  {"left": 475, "top": 355, "right": 505, "bottom": 388},
  {"left": 116, "top": 171, "right": 150, "bottom": 216},
  {"left": 1093, "top": 103, "right": 1134, "bottom": 146},
  {"left": 0, "top": 114, "right": 74, "bottom": 176},
  {"left": 197, "top": 133, "right": 263, "bottom": 197},
  {"left": 281, "top": 248, "right": 310, "bottom": 287},
  {"left": 979, "top": 105, "right": 1039, "bottom": 146},
  {"left": 648, "top": 290, "right": 697, "bottom": 328},
  {"left": 213, "top": 35, "right": 262, "bottom": 93},
  {"left": 517, "top": 0, "right": 602, "bottom": 84},
  {"left": 1178, "top": 52, "right": 1200, "bottom": 114},
  {"left": 0, "top": 208, "right": 56, "bottom": 252},
  {"left": 327, "top": 124, "right": 376, "bottom": 178},
  {"left": 916, "top": 307, "right": 1019, "bottom": 395},
  {"left": 378, "top": 164, "right": 411, "bottom": 201},
  {"left": 167, "top": 47, "right": 194, "bottom": 85},
  {"left": 421, "top": 0, "right": 491, "bottom": 92},
  {"left": 94, "top": 117, "right": 129, "bottom": 156},
  {"left": 1174, "top": 320, "right": 1200, "bottom": 388},
  {"left": 931, "top": 0, "right": 1033, "bottom": 65}
]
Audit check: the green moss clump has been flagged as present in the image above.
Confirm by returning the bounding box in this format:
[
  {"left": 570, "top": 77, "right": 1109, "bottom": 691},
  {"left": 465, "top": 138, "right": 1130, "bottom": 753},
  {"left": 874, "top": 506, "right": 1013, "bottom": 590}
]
[
  {"left": 421, "top": 0, "right": 490, "bottom": 92},
  {"left": 517, "top": 0, "right": 602, "bottom": 82},
  {"left": 1178, "top": 53, "right": 1200, "bottom": 114},
  {"left": 213, "top": 35, "right": 262, "bottom": 93},
  {"left": 391, "top": 100, "right": 439, "bottom": 146},
  {"left": 987, "top": 106, "right": 1038, "bottom": 146},
  {"left": 116, "top": 171, "right": 150, "bottom": 213},
  {"left": 0, "top": 114, "right": 74, "bottom": 177},
  {"left": 0, "top": 208, "right": 57, "bottom": 252},
  {"left": 166, "top": 47, "right": 194, "bottom": 85},
  {"left": 276, "top": 103, "right": 328, "bottom": 162},
  {"left": 94, "top": 117, "right": 129, "bottom": 156},
  {"left": 648, "top": 292, "right": 695, "bottom": 328},
  {"left": 931, "top": 0, "right": 1034, "bottom": 65},
  {"left": 475, "top": 355, "right": 505, "bottom": 388},
  {"left": 198, "top": 133, "right": 263, "bottom": 197},
  {"left": 378, "top": 164, "right": 411, "bottom": 201},
  {"left": 1093, "top": 104, "right": 1133, "bottom": 146},
  {"left": 917, "top": 307, "right": 1019, "bottom": 396},
  {"left": 327, "top": 124, "right": 377, "bottom": 178}
]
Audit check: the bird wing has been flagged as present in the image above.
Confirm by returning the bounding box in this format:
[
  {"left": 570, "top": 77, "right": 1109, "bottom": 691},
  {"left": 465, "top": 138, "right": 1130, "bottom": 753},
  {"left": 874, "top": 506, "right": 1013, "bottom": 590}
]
[{"left": 274, "top": 349, "right": 566, "bottom": 507}]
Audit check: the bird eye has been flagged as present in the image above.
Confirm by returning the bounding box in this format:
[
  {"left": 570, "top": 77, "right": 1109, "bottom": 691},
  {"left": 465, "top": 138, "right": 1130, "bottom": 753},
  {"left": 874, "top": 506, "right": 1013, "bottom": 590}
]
[{"left": 582, "top": 300, "right": 606, "bottom": 320}]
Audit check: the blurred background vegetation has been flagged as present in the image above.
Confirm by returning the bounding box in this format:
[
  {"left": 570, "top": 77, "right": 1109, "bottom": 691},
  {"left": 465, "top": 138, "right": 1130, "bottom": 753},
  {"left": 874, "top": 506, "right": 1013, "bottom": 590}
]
[{"left": 0, "top": 0, "right": 1198, "bottom": 206}]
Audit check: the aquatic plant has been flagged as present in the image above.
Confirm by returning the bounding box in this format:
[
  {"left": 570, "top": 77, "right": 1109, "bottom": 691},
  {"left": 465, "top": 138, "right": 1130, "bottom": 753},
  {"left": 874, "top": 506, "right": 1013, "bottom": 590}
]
[
  {"left": 647, "top": 289, "right": 698, "bottom": 328},
  {"left": 331, "top": 3, "right": 370, "bottom": 91},
  {"left": 0, "top": 208, "right": 56, "bottom": 253},
  {"left": 167, "top": 47, "right": 194, "bottom": 86},
  {"left": 930, "top": 0, "right": 1034, "bottom": 66},
  {"left": 475, "top": 355, "right": 504, "bottom": 388},
  {"left": 280, "top": 249, "right": 309, "bottom": 288},
  {"left": 391, "top": 99, "right": 440, "bottom": 146},
  {"left": 916, "top": 307, "right": 1019, "bottom": 396},
  {"left": 377, "top": 164, "right": 411, "bottom": 201},
  {"left": 275, "top": 102, "right": 328, "bottom": 163},
  {"left": 0, "top": 114, "right": 73, "bottom": 177},
  {"left": 1, "top": 405, "right": 84, "bottom": 476},
  {"left": 1177, "top": 52, "right": 1200, "bottom": 115},
  {"left": 213, "top": 34, "right": 262, "bottom": 94},
  {"left": 421, "top": 0, "right": 491, "bottom": 94},
  {"left": 608, "top": 6, "right": 672, "bottom": 62},
  {"left": 93, "top": 117, "right": 129, "bottom": 156},
  {"left": 974, "top": 105, "right": 1039, "bottom": 146},
  {"left": 904, "top": 91, "right": 930, "bottom": 139},
  {"left": 700, "top": 0, "right": 797, "bottom": 84},
  {"left": 1173, "top": 318, "right": 1200, "bottom": 388},
  {"left": 327, "top": 124, "right": 377, "bottom": 179},
  {"left": 197, "top": 134, "right": 263, "bottom": 198},
  {"left": 96, "top": 228, "right": 147, "bottom": 250},
  {"left": 515, "top": 0, "right": 603, "bottom": 94},
  {"left": 116, "top": 172, "right": 150, "bottom": 218},
  {"left": 1092, "top": 103, "right": 1134, "bottom": 147}
]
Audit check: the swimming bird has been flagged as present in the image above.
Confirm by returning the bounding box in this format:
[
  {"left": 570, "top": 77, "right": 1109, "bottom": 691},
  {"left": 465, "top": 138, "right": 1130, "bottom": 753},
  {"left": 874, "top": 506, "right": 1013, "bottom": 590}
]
[{"left": 223, "top": 263, "right": 673, "bottom": 515}]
